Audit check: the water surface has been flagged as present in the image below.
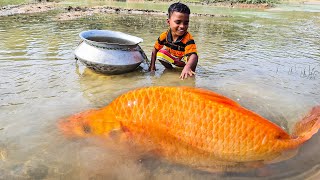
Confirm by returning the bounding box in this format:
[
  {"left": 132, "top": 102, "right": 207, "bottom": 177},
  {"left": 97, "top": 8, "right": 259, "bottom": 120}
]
[{"left": 0, "top": 1, "right": 319, "bottom": 179}]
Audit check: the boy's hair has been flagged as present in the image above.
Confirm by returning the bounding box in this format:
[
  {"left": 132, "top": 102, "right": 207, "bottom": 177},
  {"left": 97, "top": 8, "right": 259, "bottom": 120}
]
[{"left": 168, "top": 2, "right": 190, "bottom": 18}]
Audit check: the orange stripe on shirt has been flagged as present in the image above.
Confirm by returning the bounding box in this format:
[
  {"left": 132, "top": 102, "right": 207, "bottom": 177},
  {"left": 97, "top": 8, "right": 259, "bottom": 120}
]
[{"left": 154, "top": 30, "right": 197, "bottom": 59}]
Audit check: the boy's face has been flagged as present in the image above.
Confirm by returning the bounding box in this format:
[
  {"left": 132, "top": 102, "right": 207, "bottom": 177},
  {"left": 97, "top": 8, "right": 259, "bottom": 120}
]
[{"left": 167, "top": 11, "right": 189, "bottom": 39}]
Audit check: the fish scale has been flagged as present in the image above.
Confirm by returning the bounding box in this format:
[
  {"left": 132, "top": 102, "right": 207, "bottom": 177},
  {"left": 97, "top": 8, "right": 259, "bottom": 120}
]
[
  {"left": 59, "top": 86, "right": 320, "bottom": 170},
  {"left": 113, "top": 87, "right": 265, "bottom": 159}
]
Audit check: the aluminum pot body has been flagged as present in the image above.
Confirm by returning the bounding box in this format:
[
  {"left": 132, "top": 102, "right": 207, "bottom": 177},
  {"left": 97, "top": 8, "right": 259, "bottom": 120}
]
[{"left": 74, "top": 30, "right": 146, "bottom": 75}]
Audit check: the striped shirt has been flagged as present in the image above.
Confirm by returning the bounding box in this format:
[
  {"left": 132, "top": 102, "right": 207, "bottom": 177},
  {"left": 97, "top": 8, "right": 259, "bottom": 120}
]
[{"left": 154, "top": 29, "right": 197, "bottom": 59}]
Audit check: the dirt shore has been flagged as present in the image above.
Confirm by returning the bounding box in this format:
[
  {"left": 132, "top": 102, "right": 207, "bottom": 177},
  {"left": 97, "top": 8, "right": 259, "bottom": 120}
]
[
  {"left": 0, "top": 2, "right": 58, "bottom": 16},
  {"left": 0, "top": 1, "right": 269, "bottom": 21}
]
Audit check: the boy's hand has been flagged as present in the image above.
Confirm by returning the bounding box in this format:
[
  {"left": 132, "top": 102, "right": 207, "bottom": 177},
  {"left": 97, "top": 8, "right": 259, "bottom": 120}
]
[
  {"left": 180, "top": 66, "right": 196, "bottom": 80},
  {"left": 148, "top": 65, "right": 156, "bottom": 71},
  {"left": 179, "top": 54, "right": 198, "bottom": 80},
  {"left": 149, "top": 48, "right": 158, "bottom": 72}
]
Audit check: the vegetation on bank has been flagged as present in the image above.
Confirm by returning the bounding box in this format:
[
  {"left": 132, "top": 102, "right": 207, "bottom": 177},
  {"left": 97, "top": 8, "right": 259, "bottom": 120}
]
[
  {"left": 0, "top": 0, "right": 279, "bottom": 7},
  {"left": 167, "top": 0, "right": 278, "bottom": 4},
  {"left": 0, "top": 0, "right": 55, "bottom": 7}
]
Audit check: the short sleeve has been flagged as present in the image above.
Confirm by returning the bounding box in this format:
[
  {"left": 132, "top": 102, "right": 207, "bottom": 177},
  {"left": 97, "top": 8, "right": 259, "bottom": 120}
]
[
  {"left": 154, "top": 31, "right": 167, "bottom": 50},
  {"left": 184, "top": 33, "right": 197, "bottom": 56}
]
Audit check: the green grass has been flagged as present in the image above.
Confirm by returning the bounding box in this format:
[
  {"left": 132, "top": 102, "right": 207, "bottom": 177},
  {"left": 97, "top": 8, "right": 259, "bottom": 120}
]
[
  {"left": 0, "top": 0, "right": 58, "bottom": 7},
  {"left": 148, "top": 0, "right": 280, "bottom": 4},
  {"left": 232, "top": 0, "right": 278, "bottom": 4},
  {"left": 197, "top": 0, "right": 279, "bottom": 4},
  {"left": 2, "top": 0, "right": 308, "bottom": 9},
  {"left": 0, "top": 0, "right": 29, "bottom": 7}
]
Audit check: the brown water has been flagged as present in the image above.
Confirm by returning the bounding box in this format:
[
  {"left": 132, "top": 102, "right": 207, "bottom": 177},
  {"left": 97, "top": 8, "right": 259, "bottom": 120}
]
[{"left": 0, "top": 1, "right": 320, "bottom": 179}]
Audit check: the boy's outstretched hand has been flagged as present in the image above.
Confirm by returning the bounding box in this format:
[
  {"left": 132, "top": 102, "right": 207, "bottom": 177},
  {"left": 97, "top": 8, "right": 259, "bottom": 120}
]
[
  {"left": 179, "top": 54, "right": 198, "bottom": 79},
  {"left": 180, "top": 65, "right": 196, "bottom": 80}
]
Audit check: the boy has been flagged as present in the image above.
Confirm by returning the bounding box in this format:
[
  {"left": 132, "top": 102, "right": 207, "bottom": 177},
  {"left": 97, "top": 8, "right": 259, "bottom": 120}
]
[{"left": 148, "top": 2, "right": 198, "bottom": 80}]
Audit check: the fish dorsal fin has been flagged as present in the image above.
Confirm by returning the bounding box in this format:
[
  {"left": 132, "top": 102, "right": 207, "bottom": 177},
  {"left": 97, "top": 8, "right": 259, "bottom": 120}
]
[{"left": 180, "top": 87, "right": 240, "bottom": 107}]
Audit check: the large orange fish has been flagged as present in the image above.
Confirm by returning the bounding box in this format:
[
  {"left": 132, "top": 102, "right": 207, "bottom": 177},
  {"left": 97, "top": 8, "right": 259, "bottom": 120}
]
[{"left": 59, "top": 86, "right": 320, "bottom": 170}]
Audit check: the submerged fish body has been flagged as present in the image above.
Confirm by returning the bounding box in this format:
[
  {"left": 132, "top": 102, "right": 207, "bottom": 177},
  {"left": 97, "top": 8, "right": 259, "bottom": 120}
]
[{"left": 59, "top": 86, "right": 320, "bottom": 169}]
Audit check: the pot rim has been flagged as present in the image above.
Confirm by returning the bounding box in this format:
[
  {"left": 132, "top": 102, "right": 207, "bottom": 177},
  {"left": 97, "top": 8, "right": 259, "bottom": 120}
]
[{"left": 79, "top": 30, "right": 143, "bottom": 46}]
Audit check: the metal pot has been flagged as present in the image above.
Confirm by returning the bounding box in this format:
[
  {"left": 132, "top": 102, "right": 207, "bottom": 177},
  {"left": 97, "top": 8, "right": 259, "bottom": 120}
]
[{"left": 75, "top": 30, "right": 147, "bottom": 74}]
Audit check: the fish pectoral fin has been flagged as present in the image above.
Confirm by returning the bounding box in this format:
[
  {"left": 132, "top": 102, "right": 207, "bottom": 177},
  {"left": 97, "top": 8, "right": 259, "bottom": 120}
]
[
  {"left": 193, "top": 161, "right": 257, "bottom": 173},
  {"left": 242, "top": 160, "right": 265, "bottom": 168},
  {"left": 195, "top": 160, "right": 266, "bottom": 173},
  {"left": 263, "top": 148, "right": 298, "bottom": 164},
  {"left": 108, "top": 129, "right": 126, "bottom": 143}
]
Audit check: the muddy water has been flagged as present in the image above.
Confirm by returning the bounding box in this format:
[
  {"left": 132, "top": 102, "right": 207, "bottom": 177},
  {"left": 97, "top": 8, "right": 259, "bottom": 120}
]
[{"left": 0, "top": 2, "right": 320, "bottom": 179}]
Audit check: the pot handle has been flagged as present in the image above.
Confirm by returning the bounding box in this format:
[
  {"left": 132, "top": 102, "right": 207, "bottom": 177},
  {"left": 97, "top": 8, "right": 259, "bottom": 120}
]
[{"left": 137, "top": 45, "right": 149, "bottom": 66}]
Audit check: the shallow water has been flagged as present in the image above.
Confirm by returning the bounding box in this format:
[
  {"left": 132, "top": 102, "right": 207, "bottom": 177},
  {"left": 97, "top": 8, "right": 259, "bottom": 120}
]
[{"left": 0, "top": 1, "right": 320, "bottom": 179}]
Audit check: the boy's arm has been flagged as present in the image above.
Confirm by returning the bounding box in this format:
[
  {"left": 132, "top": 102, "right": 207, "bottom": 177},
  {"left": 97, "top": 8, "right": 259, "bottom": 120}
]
[
  {"left": 149, "top": 48, "right": 158, "bottom": 71},
  {"left": 179, "top": 53, "right": 198, "bottom": 80}
]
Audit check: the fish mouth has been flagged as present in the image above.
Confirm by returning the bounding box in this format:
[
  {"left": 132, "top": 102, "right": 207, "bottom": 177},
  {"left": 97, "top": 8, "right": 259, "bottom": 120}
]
[
  {"left": 58, "top": 110, "right": 96, "bottom": 138},
  {"left": 58, "top": 117, "right": 86, "bottom": 138}
]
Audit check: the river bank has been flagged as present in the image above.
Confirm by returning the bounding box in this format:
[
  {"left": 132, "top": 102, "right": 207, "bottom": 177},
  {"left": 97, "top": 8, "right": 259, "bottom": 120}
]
[
  {"left": 0, "top": 1, "right": 273, "bottom": 21},
  {"left": 0, "top": 1, "right": 319, "bottom": 21},
  {"left": 0, "top": 1, "right": 228, "bottom": 21}
]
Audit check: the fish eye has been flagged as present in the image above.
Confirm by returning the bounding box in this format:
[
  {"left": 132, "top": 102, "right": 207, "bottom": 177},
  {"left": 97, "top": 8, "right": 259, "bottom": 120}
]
[
  {"left": 83, "top": 125, "right": 91, "bottom": 134},
  {"left": 275, "top": 132, "right": 286, "bottom": 139}
]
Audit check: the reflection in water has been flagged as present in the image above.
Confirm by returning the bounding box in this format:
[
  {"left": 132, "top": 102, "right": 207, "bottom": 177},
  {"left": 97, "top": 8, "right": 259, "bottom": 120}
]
[
  {"left": 0, "top": 2, "right": 319, "bottom": 179},
  {"left": 75, "top": 64, "right": 150, "bottom": 106},
  {"left": 75, "top": 60, "right": 196, "bottom": 107}
]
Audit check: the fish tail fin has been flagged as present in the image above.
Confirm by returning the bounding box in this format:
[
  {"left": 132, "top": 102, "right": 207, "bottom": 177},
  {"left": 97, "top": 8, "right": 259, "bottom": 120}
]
[
  {"left": 58, "top": 108, "right": 120, "bottom": 138},
  {"left": 291, "top": 105, "right": 320, "bottom": 140}
]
